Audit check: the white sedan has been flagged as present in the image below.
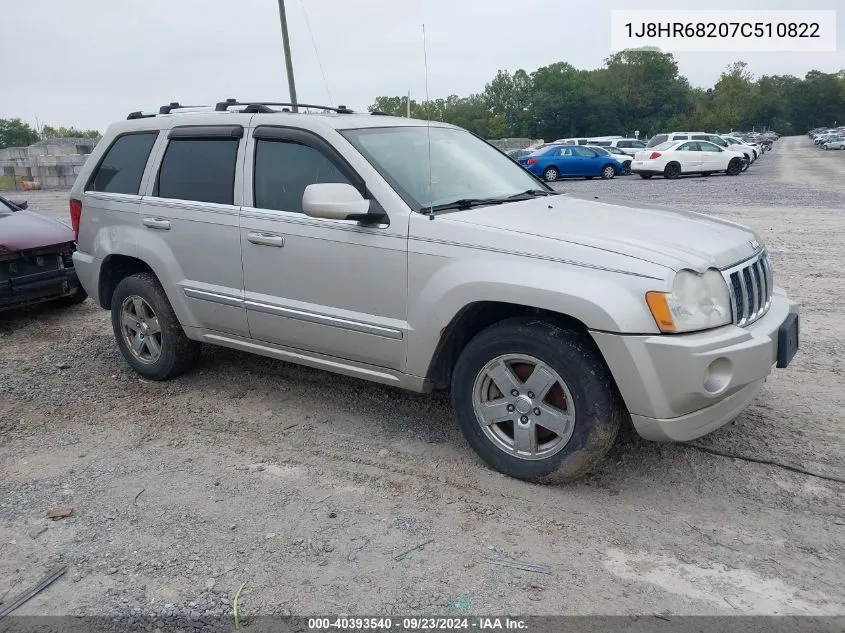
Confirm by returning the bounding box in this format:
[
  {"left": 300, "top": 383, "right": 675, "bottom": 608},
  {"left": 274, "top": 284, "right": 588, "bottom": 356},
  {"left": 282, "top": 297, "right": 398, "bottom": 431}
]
[
  {"left": 631, "top": 140, "right": 747, "bottom": 179},
  {"left": 589, "top": 145, "right": 632, "bottom": 174}
]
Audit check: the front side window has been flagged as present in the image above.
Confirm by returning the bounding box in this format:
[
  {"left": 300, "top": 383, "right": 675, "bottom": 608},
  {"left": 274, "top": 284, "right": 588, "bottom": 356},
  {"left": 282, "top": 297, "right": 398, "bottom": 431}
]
[
  {"left": 89, "top": 133, "right": 157, "bottom": 194},
  {"left": 631, "top": 141, "right": 646, "bottom": 148},
  {"left": 253, "top": 140, "right": 351, "bottom": 213},
  {"left": 341, "top": 126, "right": 543, "bottom": 211},
  {"left": 574, "top": 146, "right": 598, "bottom": 157},
  {"left": 156, "top": 138, "right": 238, "bottom": 204}
]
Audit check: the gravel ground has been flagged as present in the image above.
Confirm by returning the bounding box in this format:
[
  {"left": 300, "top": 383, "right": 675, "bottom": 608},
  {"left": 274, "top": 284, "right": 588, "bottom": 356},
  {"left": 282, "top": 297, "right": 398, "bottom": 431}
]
[{"left": 1, "top": 136, "right": 844, "bottom": 624}]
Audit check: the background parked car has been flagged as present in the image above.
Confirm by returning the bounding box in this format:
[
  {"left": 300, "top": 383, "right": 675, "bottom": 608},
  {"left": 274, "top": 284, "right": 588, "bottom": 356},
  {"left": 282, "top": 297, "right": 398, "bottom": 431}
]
[
  {"left": 822, "top": 136, "right": 845, "bottom": 150},
  {"left": 589, "top": 145, "right": 632, "bottom": 175},
  {"left": 631, "top": 140, "right": 746, "bottom": 179},
  {"left": 518, "top": 144, "right": 621, "bottom": 181},
  {"left": 504, "top": 148, "right": 533, "bottom": 160},
  {"left": 589, "top": 138, "right": 647, "bottom": 156},
  {"left": 0, "top": 195, "right": 86, "bottom": 312}
]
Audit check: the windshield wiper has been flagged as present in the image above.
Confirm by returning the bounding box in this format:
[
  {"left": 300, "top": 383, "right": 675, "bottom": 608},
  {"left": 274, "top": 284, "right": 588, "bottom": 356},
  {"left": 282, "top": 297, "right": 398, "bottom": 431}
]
[
  {"left": 503, "top": 189, "right": 554, "bottom": 200},
  {"left": 425, "top": 198, "right": 507, "bottom": 213}
]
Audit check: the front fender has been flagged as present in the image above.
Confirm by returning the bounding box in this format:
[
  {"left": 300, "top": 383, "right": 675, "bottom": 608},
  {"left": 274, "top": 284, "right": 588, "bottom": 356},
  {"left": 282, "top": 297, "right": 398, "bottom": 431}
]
[{"left": 406, "top": 253, "right": 667, "bottom": 378}]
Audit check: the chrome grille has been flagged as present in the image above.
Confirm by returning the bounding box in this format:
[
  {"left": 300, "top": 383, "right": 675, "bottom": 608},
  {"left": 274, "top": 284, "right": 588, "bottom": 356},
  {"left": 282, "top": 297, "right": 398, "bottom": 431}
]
[{"left": 722, "top": 251, "right": 773, "bottom": 327}]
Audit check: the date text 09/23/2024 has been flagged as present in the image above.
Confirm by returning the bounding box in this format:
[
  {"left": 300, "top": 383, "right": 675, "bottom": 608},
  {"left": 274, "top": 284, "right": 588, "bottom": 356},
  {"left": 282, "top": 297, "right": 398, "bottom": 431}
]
[{"left": 308, "top": 617, "right": 528, "bottom": 631}]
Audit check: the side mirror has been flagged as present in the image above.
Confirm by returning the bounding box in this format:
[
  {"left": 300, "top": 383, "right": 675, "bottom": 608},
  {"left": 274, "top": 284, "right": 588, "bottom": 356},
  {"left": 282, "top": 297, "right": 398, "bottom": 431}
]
[
  {"left": 9, "top": 199, "right": 28, "bottom": 210},
  {"left": 302, "top": 183, "right": 378, "bottom": 222}
]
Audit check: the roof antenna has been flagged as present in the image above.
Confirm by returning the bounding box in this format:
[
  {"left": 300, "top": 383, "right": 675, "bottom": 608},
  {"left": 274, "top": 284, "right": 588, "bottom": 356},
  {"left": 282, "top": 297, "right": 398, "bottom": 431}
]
[{"left": 423, "top": 23, "right": 434, "bottom": 219}]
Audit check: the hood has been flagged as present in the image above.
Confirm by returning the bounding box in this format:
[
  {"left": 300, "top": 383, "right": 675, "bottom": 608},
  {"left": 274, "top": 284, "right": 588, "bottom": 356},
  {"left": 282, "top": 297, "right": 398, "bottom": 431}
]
[
  {"left": 0, "top": 209, "right": 75, "bottom": 252},
  {"left": 440, "top": 193, "right": 762, "bottom": 272}
]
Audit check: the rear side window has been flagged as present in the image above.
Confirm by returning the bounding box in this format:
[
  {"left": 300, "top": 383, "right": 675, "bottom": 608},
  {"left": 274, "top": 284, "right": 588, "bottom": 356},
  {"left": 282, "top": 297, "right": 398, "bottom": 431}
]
[
  {"left": 89, "top": 133, "right": 157, "bottom": 194},
  {"left": 156, "top": 139, "right": 238, "bottom": 205},
  {"left": 593, "top": 140, "right": 611, "bottom": 146},
  {"left": 253, "top": 139, "right": 351, "bottom": 213},
  {"left": 617, "top": 141, "right": 630, "bottom": 148}
]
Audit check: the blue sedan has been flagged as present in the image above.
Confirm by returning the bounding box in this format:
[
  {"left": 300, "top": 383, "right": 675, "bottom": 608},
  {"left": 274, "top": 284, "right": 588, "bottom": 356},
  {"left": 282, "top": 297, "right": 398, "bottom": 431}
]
[{"left": 518, "top": 144, "right": 621, "bottom": 181}]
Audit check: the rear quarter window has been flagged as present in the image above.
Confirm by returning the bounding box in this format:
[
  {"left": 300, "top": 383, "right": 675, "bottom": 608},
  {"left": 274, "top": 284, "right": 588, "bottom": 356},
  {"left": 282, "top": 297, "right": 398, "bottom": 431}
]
[{"left": 89, "top": 133, "right": 157, "bottom": 194}]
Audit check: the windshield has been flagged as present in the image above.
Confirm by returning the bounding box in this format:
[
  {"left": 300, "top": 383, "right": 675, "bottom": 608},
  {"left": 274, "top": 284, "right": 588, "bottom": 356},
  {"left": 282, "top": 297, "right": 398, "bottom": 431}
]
[
  {"left": 341, "top": 126, "right": 546, "bottom": 212},
  {"left": 0, "top": 196, "right": 14, "bottom": 215}
]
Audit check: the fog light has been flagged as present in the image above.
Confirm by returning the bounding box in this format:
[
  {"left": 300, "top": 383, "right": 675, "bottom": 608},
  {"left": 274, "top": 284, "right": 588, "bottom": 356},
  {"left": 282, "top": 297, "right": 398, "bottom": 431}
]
[{"left": 703, "top": 357, "right": 732, "bottom": 394}]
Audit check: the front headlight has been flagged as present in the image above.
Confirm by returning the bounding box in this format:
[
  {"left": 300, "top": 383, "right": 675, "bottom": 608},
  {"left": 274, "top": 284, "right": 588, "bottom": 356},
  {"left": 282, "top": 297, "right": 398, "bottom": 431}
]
[{"left": 646, "top": 269, "right": 732, "bottom": 333}]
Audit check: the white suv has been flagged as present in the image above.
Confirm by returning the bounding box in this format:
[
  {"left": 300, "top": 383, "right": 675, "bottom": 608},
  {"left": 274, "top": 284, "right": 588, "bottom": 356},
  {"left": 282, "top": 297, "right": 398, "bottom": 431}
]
[{"left": 69, "top": 100, "right": 800, "bottom": 483}]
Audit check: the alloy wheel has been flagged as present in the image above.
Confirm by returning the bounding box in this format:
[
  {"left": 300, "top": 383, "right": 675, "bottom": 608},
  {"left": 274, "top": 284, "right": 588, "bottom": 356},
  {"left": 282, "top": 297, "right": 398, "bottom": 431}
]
[{"left": 471, "top": 354, "right": 576, "bottom": 461}]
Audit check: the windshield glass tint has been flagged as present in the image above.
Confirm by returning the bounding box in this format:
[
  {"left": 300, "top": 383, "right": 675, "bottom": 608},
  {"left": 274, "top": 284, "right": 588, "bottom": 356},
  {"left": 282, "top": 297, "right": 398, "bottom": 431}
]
[{"left": 341, "top": 126, "right": 542, "bottom": 211}]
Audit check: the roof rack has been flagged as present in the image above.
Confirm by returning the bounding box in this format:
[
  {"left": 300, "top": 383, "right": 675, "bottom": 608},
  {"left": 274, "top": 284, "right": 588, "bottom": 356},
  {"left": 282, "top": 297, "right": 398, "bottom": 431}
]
[
  {"left": 214, "top": 99, "right": 355, "bottom": 114},
  {"left": 126, "top": 99, "right": 365, "bottom": 121}
]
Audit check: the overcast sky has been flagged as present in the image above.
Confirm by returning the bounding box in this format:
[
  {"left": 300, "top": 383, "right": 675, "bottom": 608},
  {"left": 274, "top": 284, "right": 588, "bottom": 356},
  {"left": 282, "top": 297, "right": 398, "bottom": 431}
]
[{"left": 1, "top": 0, "right": 843, "bottom": 131}]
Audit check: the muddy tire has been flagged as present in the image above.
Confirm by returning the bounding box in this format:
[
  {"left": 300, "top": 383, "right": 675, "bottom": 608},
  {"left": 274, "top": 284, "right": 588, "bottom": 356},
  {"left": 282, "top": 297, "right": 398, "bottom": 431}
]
[
  {"left": 110, "top": 272, "right": 201, "bottom": 380},
  {"left": 451, "top": 318, "right": 625, "bottom": 483}
]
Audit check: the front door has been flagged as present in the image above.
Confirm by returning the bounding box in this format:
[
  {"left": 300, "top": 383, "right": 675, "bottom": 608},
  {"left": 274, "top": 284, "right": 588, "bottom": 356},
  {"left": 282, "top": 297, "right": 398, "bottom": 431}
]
[{"left": 239, "top": 126, "right": 408, "bottom": 371}]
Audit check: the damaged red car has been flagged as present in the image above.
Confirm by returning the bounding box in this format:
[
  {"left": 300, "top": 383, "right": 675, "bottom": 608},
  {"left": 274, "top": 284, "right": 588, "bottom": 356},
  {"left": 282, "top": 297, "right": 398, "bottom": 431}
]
[{"left": 0, "top": 195, "right": 86, "bottom": 312}]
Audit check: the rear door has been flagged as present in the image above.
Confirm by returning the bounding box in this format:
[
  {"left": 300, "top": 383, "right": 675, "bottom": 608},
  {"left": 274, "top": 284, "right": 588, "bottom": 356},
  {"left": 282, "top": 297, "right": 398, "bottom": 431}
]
[
  {"left": 137, "top": 125, "right": 249, "bottom": 337},
  {"left": 674, "top": 142, "right": 703, "bottom": 172}
]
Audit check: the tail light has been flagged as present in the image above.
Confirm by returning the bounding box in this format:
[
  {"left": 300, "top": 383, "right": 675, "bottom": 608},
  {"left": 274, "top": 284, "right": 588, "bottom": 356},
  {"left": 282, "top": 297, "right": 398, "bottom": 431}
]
[
  {"left": 69, "top": 198, "right": 82, "bottom": 241},
  {"left": 648, "top": 152, "right": 662, "bottom": 160},
  {"left": 526, "top": 158, "right": 537, "bottom": 165}
]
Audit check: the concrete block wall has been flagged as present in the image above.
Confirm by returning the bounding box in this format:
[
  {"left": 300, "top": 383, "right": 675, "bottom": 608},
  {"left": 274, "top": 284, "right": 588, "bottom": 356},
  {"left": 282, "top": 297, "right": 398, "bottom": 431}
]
[{"left": 0, "top": 138, "right": 96, "bottom": 190}]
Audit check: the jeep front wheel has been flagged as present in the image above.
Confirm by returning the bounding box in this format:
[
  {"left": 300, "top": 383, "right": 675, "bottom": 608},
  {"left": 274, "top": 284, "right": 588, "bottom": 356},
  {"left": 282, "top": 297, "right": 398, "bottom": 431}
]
[
  {"left": 451, "top": 318, "right": 624, "bottom": 483},
  {"left": 111, "top": 272, "right": 201, "bottom": 380}
]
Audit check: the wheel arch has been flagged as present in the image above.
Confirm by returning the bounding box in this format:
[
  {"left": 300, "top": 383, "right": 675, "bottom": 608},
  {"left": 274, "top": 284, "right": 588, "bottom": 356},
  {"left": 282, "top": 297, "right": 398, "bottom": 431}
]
[
  {"left": 97, "top": 254, "right": 154, "bottom": 309},
  {"left": 425, "top": 302, "right": 591, "bottom": 391}
]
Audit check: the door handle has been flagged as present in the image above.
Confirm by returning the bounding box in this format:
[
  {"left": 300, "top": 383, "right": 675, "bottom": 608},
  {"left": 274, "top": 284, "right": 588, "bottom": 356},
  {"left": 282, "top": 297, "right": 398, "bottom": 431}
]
[
  {"left": 142, "top": 218, "right": 171, "bottom": 230},
  {"left": 247, "top": 232, "right": 285, "bottom": 247}
]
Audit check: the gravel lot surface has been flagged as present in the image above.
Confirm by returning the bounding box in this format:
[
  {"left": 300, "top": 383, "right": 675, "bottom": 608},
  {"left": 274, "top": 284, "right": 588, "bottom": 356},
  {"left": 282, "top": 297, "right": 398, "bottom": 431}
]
[{"left": 1, "top": 136, "right": 844, "bottom": 624}]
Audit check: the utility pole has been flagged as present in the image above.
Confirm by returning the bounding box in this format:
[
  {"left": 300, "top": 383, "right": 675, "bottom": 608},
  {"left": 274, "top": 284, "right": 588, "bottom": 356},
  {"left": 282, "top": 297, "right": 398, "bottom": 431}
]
[{"left": 277, "top": 0, "right": 298, "bottom": 112}]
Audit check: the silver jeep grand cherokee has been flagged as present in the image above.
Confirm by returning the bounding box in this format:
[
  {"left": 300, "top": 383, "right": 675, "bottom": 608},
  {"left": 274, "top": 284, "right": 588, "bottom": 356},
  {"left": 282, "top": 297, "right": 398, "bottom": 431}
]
[{"left": 70, "top": 100, "right": 800, "bottom": 482}]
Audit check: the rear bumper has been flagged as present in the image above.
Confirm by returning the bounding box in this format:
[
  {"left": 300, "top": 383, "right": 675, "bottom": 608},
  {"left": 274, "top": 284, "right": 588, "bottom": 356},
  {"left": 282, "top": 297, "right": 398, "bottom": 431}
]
[
  {"left": 0, "top": 263, "right": 80, "bottom": 311},
  {"left": 591, "top": 290, "right": 799, "bottom": 442}
]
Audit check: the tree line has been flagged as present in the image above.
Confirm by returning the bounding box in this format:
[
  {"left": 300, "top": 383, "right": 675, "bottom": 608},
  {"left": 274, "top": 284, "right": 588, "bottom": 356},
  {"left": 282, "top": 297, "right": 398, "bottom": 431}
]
[
  {"left": 0, "top": 119, "right": 101, "bottom": 150},
  {"left": 370, "top": 51, "right": 845, "bottom": 140}
]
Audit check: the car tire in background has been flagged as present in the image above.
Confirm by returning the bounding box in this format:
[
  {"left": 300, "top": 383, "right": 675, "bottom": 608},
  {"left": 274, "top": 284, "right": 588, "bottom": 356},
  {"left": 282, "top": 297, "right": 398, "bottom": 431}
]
[
  {"left": 663, "top": 162, "right": 681, "bottom": 179},
  {"left": 622, "top": 162, "right": 632, "bottom": 175},
  {"left": 451, "top": 318, "right": 624, "bottom": 483},
  {"left": 600, "top": 164, "right": 616, "bottom": 180},
  {"left": 725, "top": 158, "right": 744, "bottom": 176},
  {"left": 56, "top": 287, "right": 88, "bottom": 307},
  {"left": 543, "top": 167, "right": 559, "bottom": 182},
  {"left": 110, "top": 272, "right": 201, "bottom": 381}
]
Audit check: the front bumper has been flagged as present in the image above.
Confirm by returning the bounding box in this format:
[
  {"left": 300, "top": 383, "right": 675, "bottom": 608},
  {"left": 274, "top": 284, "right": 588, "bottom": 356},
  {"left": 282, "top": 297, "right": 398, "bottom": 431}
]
[
  {"left": 590, "top": 290, "right": 799, "bottom": 442},
  {"left": 0, "top": 261, "right": 80, "bottom": 312}
]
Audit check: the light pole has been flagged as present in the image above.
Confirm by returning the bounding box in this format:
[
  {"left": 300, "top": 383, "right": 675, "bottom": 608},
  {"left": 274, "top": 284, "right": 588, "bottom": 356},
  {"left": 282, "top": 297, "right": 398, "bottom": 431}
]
[{"left": 277, "top": 0, "right": 298, "bottom": 112}]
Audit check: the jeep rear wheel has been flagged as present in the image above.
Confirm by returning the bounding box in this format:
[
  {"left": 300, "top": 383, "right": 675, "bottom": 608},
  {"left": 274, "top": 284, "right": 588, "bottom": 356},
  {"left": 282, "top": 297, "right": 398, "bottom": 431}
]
[
  {"left": 451, "top": 318, "right": 624, "bottom": 483},
  {"left": 111, "top": 272, "right": 201, "bottom": 380}
]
